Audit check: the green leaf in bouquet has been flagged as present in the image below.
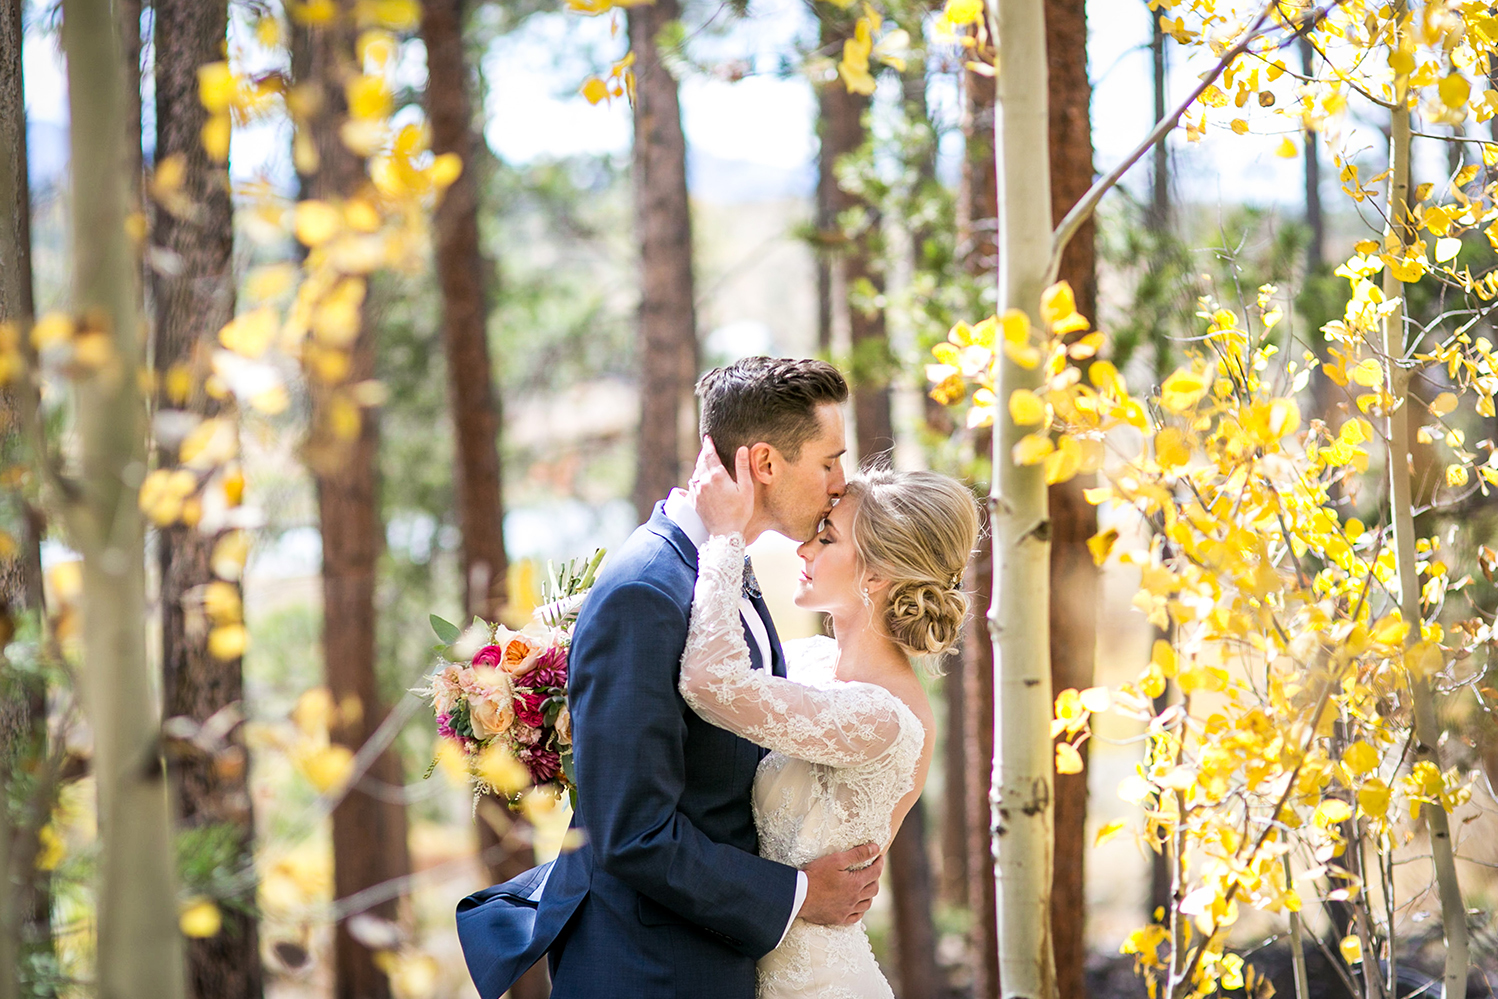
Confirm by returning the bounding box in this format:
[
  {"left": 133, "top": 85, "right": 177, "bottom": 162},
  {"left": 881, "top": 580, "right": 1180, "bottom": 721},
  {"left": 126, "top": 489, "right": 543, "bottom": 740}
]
[{"left": 430, "top": 614, "right": 461, "bottom": 644}]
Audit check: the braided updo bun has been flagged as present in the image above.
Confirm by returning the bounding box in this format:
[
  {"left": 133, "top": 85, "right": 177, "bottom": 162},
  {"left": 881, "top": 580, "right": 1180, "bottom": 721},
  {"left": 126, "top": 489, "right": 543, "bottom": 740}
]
[{"left": 843, "top": 469, "right": 981, "bottom": 660}]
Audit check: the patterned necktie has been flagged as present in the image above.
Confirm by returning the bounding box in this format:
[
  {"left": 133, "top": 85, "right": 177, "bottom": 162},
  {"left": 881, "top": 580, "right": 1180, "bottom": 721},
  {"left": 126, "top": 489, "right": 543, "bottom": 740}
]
[{"left": 742, "top": 555, "right": 762, "bottom": 601}]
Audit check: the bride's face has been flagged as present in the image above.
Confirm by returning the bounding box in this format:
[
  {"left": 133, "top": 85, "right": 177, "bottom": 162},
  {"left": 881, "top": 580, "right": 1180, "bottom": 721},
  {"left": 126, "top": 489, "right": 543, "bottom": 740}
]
[{"left": 792, "top": 495, "right": 866, "bottom": 615}]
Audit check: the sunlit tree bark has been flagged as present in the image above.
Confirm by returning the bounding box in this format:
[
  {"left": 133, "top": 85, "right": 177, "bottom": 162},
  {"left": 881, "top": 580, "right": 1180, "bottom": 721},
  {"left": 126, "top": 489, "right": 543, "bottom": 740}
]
[
  {"left": 629, "top": 0, "right": 697, "bottom": 522},
  {"left": 1379, "top": 39, "right": 1468, "bottom": 999},
  {"left": 295, "top": 11, "right": 411, "bottom": 997},
  {"left": 986, "top": 0, "right": 1057, "bottom": 993},
  {"left": 150, "top": 1, "right": 263, "bottom": 995},
  {"left": 61, "top": 2, "right": 186, "bottom": 997}
]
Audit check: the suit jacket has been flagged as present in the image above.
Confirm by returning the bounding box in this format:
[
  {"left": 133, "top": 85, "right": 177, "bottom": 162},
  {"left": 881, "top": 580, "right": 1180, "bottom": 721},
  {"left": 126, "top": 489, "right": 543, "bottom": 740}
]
[{"left": 457, "top": 503, "right": 800, "bottom": 999}]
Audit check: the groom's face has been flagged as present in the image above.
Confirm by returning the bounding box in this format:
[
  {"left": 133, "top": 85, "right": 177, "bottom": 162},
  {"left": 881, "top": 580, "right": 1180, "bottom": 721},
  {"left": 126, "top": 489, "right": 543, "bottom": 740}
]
[{"left": 762, "top": 403, "right": 847, "bottom": 542}]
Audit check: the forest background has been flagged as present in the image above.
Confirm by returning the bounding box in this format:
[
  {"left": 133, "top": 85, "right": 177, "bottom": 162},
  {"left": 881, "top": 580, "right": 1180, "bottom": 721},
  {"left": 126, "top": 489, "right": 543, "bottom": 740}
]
[{"left": 7, "top": 0, "right": 1498, "bottom": 998}]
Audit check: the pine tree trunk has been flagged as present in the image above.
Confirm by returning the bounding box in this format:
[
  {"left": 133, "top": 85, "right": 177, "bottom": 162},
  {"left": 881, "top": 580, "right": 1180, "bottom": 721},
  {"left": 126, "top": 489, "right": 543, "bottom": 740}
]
[
  {"left": 1043, "top": 3, "right": 1096, "bottom": 997},
  {"left": 629, "top": 0, "right": 697, "bottom": 523},
  {"left": 422, "top": 0, "right": 508, "bottom": 622},
  {"left": 1299, "top": 37, "right": 1323, "bottom": 271},
  {"left": 1379, "top": 35, "right": 1469, "bottom": 998},
  {"left": 959, "top": 48, "right": 1000, "bottom": 998},
  {"left": 61, "top": 2, "right": 186, "bottom": 997},
  {"left": 889, "top": 799, "right": 938, "bottom": 999},
  {"left": 297, "top": 11, "right": 411, "bottom": 998},
  {"left": 151, "top": 3, "right": 263, "bottom": 995},
  {"left": 0, "top": 4, "right": 54, "bottom": 993},
  {"left": 1148, "top": 0, "right": 1168, "bottom": 228},
  {"left": 421, "top": 5, "right": 547, "bottom": 995},
  {"left": 987, "top": 0, "right": 1057, "bottom": 993},
  {"left": 963, "top": 491, "right": 999, "bottom": 999}
]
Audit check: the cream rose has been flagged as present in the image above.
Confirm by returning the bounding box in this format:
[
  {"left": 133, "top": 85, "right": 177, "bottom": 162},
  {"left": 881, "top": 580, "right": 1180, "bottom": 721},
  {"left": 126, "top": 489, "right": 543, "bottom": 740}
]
[
  {"left": 467, "top": 670, "right": 516, "bottom": 740},
  {"left": 554, "top": 704, "right": 572, "bottom": 746}
]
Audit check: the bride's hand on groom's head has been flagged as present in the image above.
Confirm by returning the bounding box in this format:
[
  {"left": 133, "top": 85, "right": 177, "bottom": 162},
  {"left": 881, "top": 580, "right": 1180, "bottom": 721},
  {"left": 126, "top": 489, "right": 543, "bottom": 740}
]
[{"left": 689, "top": 436, "right": 755, "bottom": 537}]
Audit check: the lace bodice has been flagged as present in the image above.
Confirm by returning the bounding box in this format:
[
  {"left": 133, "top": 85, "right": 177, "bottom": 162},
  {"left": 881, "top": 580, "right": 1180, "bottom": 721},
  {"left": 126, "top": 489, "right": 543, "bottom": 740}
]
[{"left": 679, "top": 533, "right": 925, "bottom": 999}]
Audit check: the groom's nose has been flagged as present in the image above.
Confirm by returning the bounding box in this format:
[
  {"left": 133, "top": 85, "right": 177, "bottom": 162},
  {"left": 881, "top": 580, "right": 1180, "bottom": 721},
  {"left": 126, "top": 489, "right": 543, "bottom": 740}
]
[{"left": 828, "top": 464, "right": 846, "bottom": 498}]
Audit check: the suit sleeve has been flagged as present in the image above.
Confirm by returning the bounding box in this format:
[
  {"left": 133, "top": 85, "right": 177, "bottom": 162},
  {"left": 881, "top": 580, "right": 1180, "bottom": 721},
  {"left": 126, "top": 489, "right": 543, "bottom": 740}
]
[{"left": 568, "top": 576, "right": 800, "bottom": 958}]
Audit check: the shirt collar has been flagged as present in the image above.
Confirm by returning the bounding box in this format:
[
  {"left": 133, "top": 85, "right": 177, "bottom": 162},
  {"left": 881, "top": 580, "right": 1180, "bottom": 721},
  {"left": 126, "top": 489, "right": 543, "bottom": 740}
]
[{"left": 663, "top": 488, "right": 708, "bottom": 549}]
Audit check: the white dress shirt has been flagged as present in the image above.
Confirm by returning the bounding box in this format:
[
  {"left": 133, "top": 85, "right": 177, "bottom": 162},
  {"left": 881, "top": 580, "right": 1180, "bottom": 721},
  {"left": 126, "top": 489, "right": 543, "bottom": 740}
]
[{"left": 663, "top": 489, "right": 809, "bottom": 943}]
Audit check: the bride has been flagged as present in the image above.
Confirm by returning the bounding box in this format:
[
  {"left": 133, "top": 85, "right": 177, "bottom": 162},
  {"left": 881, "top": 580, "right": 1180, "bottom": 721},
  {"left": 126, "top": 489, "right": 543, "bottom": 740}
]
[{"left": 679, "top": 441, "right": 979, "bottom": 999}]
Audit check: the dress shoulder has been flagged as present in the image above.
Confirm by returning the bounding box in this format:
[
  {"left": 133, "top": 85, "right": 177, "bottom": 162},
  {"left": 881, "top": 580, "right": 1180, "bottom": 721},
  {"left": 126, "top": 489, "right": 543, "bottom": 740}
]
[{"left": 783, "top": 635, "right": 838, "bottom": 684}]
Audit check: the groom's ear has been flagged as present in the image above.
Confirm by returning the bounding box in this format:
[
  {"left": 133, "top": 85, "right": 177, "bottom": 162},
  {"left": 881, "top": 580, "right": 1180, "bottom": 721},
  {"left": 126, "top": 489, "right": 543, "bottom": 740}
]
[{"left": 747, "top": 442, "right": 776, "bottom": 484}]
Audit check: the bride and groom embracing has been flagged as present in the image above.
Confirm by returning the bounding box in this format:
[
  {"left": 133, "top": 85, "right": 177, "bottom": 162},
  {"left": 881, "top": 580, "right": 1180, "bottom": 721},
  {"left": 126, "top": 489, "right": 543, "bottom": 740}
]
[{"left": 457, "top": 357, "right": 979, "bottom": 999}]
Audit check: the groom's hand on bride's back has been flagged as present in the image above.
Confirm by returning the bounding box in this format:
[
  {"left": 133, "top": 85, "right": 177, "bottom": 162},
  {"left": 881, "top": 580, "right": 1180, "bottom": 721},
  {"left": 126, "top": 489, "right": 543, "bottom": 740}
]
[{"left": 798, "top": 842, "right": 884, "bottom": 926}]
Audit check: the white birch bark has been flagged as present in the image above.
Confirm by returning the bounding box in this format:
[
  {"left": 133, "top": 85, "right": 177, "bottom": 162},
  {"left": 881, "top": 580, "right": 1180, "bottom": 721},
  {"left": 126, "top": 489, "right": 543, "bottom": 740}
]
[
  {"left": 1379, "top": 35, "right": 1469, "bottom": 999},
  {"left": 986, "top": 0, "right": 1057, "bottom": 994},
  {"left": 60, "top": 3, "right": 187, "bottom": 997}
]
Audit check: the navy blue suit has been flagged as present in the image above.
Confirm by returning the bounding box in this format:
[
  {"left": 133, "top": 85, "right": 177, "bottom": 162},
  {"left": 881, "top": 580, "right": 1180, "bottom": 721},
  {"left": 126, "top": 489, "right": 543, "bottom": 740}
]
[{"left": 457, "top": 503, "right": 800, "bottom": 999}]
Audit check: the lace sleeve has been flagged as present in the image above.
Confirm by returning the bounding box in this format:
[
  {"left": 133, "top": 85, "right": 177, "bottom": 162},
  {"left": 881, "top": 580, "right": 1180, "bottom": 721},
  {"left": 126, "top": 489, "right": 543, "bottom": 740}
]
[{"left": 678, "top": 533, "right": 904, "bottom": 767}]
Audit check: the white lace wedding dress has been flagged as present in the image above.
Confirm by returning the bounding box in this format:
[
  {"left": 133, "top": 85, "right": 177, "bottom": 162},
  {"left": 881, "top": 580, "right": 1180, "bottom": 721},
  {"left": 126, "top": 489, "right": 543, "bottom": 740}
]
[{"left": 679, "top": 533, "right": 926, "bottom": 999}]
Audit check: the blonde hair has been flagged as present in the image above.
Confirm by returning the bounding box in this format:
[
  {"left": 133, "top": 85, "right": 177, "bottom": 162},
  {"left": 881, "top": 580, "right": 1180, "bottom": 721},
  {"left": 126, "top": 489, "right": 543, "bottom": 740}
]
[{"left": 843, "top": 469, "right": 981, "bottom": 659}]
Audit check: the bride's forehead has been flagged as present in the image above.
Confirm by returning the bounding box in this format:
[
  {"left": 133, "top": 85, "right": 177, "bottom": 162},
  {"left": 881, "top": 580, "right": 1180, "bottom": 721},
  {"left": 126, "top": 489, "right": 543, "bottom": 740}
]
[{"left": 827, "top": 494, "right": 859, "bottom": 528}]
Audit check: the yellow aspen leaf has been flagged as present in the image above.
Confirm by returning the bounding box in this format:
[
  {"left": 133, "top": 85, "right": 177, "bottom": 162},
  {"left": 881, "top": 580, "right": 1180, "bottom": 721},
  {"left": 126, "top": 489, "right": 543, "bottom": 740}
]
[
  {"left": 1407, "top": 640, "right": 1443, "bottom": 676},
  {"left": 1000, "top": 309, "right": 1030, "bottom": 344},
  {"left": 1040, "top": 281, "right": 1081, "bottom": 328},
  {"left": 364, "top": 0, "right": 422, "bottom": 29},
  {"left": 1275, "top": 136, "right": 1299, "bottom": 158},
  {"left": 475, "top": 744, "right": 531, "bottom": 795},
  {"left": 1315, "top": 799, "right": 1353, "bottom": 826},
  {"left": 378, "top": 951, "right": 441, "bottom": 998},
  {"left": 1159, "top": 369, "right": 1208, "bottom": 414},
  {"left": 1429, "top": 391, "right": 1458, "bottom": 416},
  {"left": 1342, "top": 741, "right": 1380, "bottom": 775},
  {"left": 1094, "top": 819, "right": 1126, "bottom": 847},
  {"left": 1435, "top": 237, "right": 1462, "bottom": 263},
  {"left": 430, "top": 152, "right": 463, "bottom": 190},
  {"left": 1055, "top": 741, "right": 1084, "bottom": 774},
  {"left": 1087, "top": 528, "right": 1118, "bottom": 566},
  {"left": 1358, "top": 778, "right": 1391, "bottom": 817},
  {"left": 1349, "top": 358, "right": 1383, "bottom": 387},
  {"left": 295, "top": 201, "right": 342, "bottom": 247},
  {"left": 1339, "top": 935, "right": 1363, "bottom": 965},
  {"left": 1370, "top": 614, "right": 1408, "bottom": 646},
  {"left": 1154, "top": 426, "right": 1190, "bottom": 468},
  {"left": 581, "top": 77, "right": 610, "bottom": 105},
  {"left": 1012, "top": 433, "right": 1053, "bottom": 465},
  {"left": 30, "top": 312, "right": 74, "bottom": 350},
  {"left": 203, "top": 581, "right": 243, "bottom": 625},
  {"left": 35, "top": 824, "right": 63, "bottom": 870},
  {"left": 329, "top": 395, "right": 364, "bottom": 441},
  {"left": 197, "top": 62, "right": 237, "bottom": 114},
  {"left": 1229, "top": 118, "right": 1249, "bottom": 134},
  {"left": 297, "top": 743, "right": 355, "bottom": 793},
  {"left": 211, "top": 531, "right": 252, "bottom": 582},
  {"left": 201, "top": 114, "right": 231, "bottom": 163},
  {"left": 1044, "top": 435, "right": 1081, "bottom": 484},
  {"left": 1423, "top": 204, "right": 1452, "bottom": 236},
  {"left": 293, "top": 687, "right": 336, "bottom": 736},
  {"left": 434, "top": 739, "right": 469, "bottom": 785},
  {"left": 208, "top": 624, "right": 249, "bottom": 660},
  {"left": 1008, "top": 389, "right": 1046, "bottom": 426},
  {"left": 218, "top": 307, "right": 278, "bottom": 358},
  {"left": 1447, "top": 463, "right": 1469, "bottom": 487},
  {"left": 179, "top": 898, "right": 222, "bottom": 938},
  {"left": 1150, "top": 641, "right": 1174, "bottom": 679},
  {"left": 1439, "top": 73, "right": 1471, "bottom": 110}
]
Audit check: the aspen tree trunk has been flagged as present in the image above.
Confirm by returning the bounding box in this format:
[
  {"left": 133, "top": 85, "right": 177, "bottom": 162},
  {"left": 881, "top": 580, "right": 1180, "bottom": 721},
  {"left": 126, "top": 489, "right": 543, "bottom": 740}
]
[
  {"left": 421, "top": 6, "right": 547, "bottom": 996},
  {"left": 0, "top": 3, "right": 54, "bottom": 991},
  {"left": 296, "top": 11, "right": 411, "bottom": 998},
  {"left": 150, "top": 2, "right": 263, "bottom": 995},
  {"left": 1147, "top": 0, "right": 1168, "bottom": 228},
  {"left": 987, "top": 0, "right": 1057, "bottom": 993},
  {"left": 1379, "top": 37, "right": 1469, "bottom": 999},
  {"left": 61, "top": 3, "right": 187, "bottom": 998},
  {"left": 629, "top": 0, "right": 697, "bottom": 522},
  {"left": 959, "top": 45, "right": 1000, "bottom": 997},
  {"left": 1043, "top": 3, "right": 1096, "bottom": 997},
  {"left": 1299, "top": 37, "right": 1324, "bottom": 271}
]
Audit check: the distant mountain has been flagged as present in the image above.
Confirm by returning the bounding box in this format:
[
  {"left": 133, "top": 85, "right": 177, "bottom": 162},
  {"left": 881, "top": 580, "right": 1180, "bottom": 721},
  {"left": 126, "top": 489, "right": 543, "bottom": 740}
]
[{"left": 687, "top": 149, "right": 814, "bottom": 204}]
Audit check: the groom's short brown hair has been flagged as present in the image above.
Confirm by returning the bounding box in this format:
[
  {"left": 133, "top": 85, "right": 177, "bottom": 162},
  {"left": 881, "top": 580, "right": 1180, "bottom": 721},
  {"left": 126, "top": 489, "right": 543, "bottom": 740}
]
[{"left": 696, "top": 357, "right": 848, "bottom": 469}]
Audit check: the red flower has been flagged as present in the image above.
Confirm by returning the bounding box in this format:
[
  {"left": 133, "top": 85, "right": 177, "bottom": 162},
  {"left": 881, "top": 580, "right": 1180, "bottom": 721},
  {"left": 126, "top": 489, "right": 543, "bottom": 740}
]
[
  {"left": 472, "top": 645, "right": 505, "bottom": 667},
  {"left": 515, "top": 689, "right": 547, "bottom": 728},
  {"left": 521, "top": 747, "right": 561, "bottom": 783}
]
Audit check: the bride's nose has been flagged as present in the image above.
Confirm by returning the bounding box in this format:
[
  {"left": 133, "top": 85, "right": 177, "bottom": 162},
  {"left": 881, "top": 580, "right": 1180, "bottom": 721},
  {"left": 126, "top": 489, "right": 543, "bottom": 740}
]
[{"left": 796, "top": 537, "right": 816, "bottom": 562}]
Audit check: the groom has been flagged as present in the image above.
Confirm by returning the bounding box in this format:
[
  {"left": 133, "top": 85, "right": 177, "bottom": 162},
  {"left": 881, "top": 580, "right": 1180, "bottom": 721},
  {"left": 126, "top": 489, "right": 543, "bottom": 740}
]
[{"left": 457, "top": 357, "right": 884, "bottom": 998}]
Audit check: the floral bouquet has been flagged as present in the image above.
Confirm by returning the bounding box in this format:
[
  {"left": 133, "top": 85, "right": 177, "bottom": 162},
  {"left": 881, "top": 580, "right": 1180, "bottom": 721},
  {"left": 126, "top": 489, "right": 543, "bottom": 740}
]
[{"left": 420, "top": 550, "right": 604, "bottom": 807}]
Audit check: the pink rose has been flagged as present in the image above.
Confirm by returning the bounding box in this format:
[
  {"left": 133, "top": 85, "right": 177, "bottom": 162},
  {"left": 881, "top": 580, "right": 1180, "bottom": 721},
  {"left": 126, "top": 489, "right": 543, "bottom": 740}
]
[
  {"left": 472, "top": 645, "right": 505, "bottom": 667},
  {"left": 430, "top": 664, "right": 464, "bottom": 716}
]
